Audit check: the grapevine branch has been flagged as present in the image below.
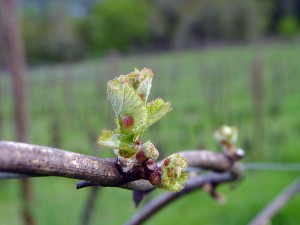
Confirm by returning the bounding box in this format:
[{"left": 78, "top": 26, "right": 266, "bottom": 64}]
[
  {"left": 249, "top": 177, "right": 300, "bottom": 225},
  {"left": 124, "top": 164, "right": 243, "bottom": 225},
  {"left": 0, "top": 141, "right": 243, "bottom": 191}
]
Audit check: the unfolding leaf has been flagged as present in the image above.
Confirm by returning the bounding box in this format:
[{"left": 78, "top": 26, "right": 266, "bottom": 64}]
[
  {"left": 99, "top": 68, "right": 174, "bottom": 171},
  {"left": 98, "top": 130, "right": 137, "bottom": 158},
  {"left": 107, "top": 82, "right": 147, "bottom": 133},
  {"left": 146, "top": 98, "right": 172, "bottom": 127},
  {"left": 97, "top": 130, "right": 120, "bottom": 149},
  {"left": 118, "top": 135, "right": 136, "bottom": 158},
  {"left": 136, "top": 68, "right": 153, "bottom": 102}
]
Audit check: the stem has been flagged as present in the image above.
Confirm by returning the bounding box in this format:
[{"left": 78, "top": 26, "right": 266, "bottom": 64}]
[
  {"left": 0, "top": 141, "right": 242, "bottom": 191},
  {"left": 0, "top": 141, "right": 130, "bottom": 186},
  {"left": 248, "top": 177, "right": 300, "bottom": 225},
  {"left": 123, "top": 164, "right": 243, "bottom": 225},
  {"left": 81, "top": 186, "right": 100, "bottom": 225}
]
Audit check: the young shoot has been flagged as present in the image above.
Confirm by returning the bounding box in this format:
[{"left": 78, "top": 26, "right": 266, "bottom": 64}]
[{"left": 97, "top": 68, "right": 188, "bottom": 192}]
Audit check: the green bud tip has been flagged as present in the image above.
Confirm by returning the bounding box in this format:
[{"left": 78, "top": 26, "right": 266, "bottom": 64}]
[
  {"left": 158, "top": 154, "right": 188, "bottom": 192},
  {"left": 214, "top": 125, "right": 238, "bottom": 144}
]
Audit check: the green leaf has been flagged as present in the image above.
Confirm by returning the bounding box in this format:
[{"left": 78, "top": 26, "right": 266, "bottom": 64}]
[
  {"left": 119, "top": 142, "right": 136, "bottom": 158},
  {"left": 146, "top": 98, "right": 172, "bottom": 127},
  {"left": 97, "top": 129, "right": 120, "bottom": 149},
  {"left": 136, "top": 75, "right": 152, "bottom": 102},
  {"left": 136, "top": 68, "right": 153, "bottom": 102},
  {"left": 99, "top": 68, "right": 173, "bottom": 166},
  {"left": 98, "top": 130, "right": 137, "bottom": 157},
  {"left": 107, "top": 82, "right": 147, "bottom": 132}
]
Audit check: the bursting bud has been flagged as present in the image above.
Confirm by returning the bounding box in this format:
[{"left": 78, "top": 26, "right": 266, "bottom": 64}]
[
  {"left": 158, "top": 154, "right": 188, "bottom": 192},
  {"left": 214, "top": 125, "right": 238, "bottom": 144},
  {"left": 121, "top": 115, "right": 135, "bottom": 132},
  {"left": 98, "top": 68, "right": 172, "bottom": 174},
  {"left": 141, "top": 141, "right": 159, "bottom": 161},
  {"left": 214, "top": 125, "right": 238, "bottom": 154}
]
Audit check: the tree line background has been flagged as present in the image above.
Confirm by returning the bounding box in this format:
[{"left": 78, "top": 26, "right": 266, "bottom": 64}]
[{"left": 0, "top": 0, "right": 300, "bottom": 65}]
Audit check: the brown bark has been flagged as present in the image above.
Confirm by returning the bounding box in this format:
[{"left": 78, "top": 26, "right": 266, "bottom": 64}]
[
  {"left": 0, "top": 141, "right": 243, "bottom": 191},
  {"left": 124, "top": 164, "right": 244, "bottom": 225},
  {"left": 0, "top": 141, "right": 244, "bottom": 225},
  {"left": 0, "top": 141, "right": 128, "bottom": 186}
]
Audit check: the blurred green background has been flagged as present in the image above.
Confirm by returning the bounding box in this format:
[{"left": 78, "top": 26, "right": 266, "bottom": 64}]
[{"left": 1, "top": 0, "right": 300, "bottom": 225}]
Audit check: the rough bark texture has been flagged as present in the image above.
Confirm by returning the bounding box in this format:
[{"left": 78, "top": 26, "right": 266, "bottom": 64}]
[
  {"left": 0, "top": 141, "right": 130, "bottom": 186},
  {"left": 0, "top": 141, "right": 239, "bottom": 191},
  {"left": 124, "top": 164, "right": 243, "bottom": 225},
  {"left": 178, "top": 150, "right": 231, "bottom": 171},
  {"left": 0, "top": 141, "right": 245, "bottom": 225}
]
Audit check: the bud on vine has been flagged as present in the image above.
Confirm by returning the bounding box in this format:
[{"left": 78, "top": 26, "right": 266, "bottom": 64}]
[
  {"left": 135, "top": 150, "right": 147, "bottom": 163},
  {"left": 214, "top": 125, "right": 238, "bottom": 154},
  {"left": 149, "top": 167, "right": 162, "bottom": 185},
  {"left": 141, "top": 141, "right": 159, "bottom": 160},
  {"left": 145, "top": 158, "right": 157, "bottom": 171},
  {"left": 214, "top": 125, "right": 237, "bottom": 144},
  {"left": 158, "top": 154, "right": 188, "bottom": 192},
  {"left": 97, "top": 68, "right": 188, "bottom": 191},
  {"left": 121, "top": 115, "right": 135, "bottom": 133}
]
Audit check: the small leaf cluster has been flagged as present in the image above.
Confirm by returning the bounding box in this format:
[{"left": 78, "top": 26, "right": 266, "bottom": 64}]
[
  {"left": 97, "top": 68, "right": 188, "bottom": 192},
  {"left": 97, "top": 68, "right": 169, "bottom": 163},
  {"left": 158, "top": 153, "right": 188, "bottom": 192}
]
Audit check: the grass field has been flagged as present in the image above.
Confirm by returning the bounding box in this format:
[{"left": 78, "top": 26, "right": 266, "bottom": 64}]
[{"left": 0, "top": 41, "right": 300, "bottom": 225}]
